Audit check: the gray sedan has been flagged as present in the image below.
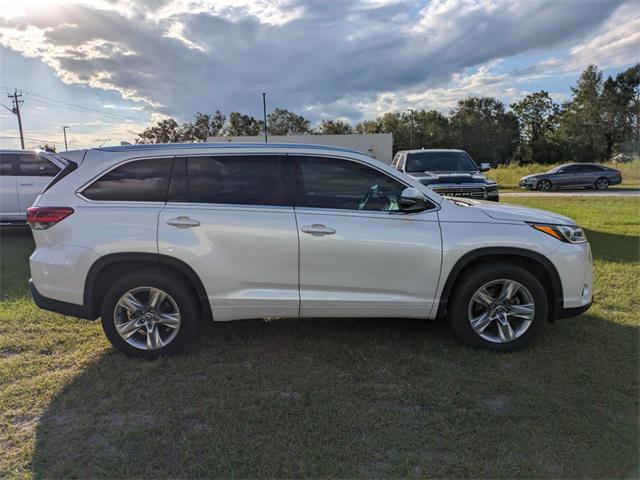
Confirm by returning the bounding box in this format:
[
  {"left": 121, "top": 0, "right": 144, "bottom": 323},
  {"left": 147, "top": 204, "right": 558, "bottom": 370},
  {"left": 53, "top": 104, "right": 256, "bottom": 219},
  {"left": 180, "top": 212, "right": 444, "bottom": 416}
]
[{"left": 519, "top": 163, "right": 622, "bottom": 191}]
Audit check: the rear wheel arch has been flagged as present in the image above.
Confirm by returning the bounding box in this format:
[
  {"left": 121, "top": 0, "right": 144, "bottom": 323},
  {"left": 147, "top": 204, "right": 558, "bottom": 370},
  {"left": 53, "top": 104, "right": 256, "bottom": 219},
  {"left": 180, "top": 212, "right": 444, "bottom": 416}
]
[
  {"left": 84, "top": 253, "right": 212, "bottom": 322},
  {"left": 436, "top": 247, "right": 563, "bottom": 322}
]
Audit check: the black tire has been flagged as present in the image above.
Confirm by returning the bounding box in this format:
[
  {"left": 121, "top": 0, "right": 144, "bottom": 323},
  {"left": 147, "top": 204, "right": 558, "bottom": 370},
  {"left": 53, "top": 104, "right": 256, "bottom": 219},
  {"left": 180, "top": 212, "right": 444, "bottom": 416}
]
[
  {"left": 536, "top": 179, "right": 552, "bottom": 191},
  {"left": 446, "top": 263, "right": 548, "bottom": 352},
  {"left": 100, "top": 269, "right": 199, "bottom": 358},
  {"left": 594, "top": 177, "right": 609, "bottom": 190}
]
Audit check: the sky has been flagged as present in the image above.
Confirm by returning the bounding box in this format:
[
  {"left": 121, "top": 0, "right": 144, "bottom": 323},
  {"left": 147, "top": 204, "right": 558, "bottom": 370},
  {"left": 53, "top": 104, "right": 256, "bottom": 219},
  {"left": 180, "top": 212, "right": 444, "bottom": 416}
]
[{"left": 0, "top": 0, "right": 638, "bottom": 150}]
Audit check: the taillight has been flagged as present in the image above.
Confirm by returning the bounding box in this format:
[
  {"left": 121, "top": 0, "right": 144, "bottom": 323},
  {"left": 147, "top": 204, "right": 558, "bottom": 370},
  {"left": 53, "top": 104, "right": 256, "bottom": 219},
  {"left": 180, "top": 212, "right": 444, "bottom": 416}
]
[{"left": 26, "top": 207, "right": 74, "bottom": 230}]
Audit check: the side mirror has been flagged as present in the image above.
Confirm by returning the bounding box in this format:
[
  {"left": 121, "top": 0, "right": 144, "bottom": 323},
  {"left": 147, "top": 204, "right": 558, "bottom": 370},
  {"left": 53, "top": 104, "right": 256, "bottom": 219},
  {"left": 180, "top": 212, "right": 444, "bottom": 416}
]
[
  {"left": 479, "top": 162, "right": 491, "bottom": 172},
  {"left": 398, "top": 187, "right": 430, "bottom": 212}
]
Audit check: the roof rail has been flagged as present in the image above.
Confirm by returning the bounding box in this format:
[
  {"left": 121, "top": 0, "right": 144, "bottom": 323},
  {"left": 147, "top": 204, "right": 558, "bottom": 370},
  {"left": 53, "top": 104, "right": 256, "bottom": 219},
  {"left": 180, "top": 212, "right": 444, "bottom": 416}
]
[{"left": 96, "top": 142, "right": 363, "bottom": 155}]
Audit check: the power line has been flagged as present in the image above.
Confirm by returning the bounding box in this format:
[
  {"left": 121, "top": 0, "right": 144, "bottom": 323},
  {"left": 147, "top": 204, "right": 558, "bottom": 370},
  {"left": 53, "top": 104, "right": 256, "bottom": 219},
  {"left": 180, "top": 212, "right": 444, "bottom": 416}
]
[
  {"left": 24, "top": 95, "right": 139, "bottom": 123},
  {"left": 1, "top": 85, "right": 144, "bottom": 122}
]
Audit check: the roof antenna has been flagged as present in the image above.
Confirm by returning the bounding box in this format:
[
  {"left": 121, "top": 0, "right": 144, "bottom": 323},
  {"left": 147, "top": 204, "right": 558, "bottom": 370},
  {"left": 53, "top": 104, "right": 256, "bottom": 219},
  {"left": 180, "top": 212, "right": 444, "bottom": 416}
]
[{"left": 262, "top": 92, "right": 268, "bottom": 143}]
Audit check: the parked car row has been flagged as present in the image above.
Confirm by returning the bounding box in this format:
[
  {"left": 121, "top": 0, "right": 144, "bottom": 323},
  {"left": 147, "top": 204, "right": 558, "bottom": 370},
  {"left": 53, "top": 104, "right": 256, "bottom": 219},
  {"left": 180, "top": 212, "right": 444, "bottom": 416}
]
[{"left": 22, "top": 143, "right": 593, "bottom": 358}]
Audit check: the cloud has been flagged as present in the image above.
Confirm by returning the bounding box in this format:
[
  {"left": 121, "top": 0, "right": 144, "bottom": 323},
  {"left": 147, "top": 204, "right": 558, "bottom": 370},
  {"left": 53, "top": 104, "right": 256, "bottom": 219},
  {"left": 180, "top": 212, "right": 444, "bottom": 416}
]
[
  {"left": 0, "top": 0, "right": 636, "bottom": 126},
  {"left": 516, "top": 2, "right": 640, "bottom": 80}
]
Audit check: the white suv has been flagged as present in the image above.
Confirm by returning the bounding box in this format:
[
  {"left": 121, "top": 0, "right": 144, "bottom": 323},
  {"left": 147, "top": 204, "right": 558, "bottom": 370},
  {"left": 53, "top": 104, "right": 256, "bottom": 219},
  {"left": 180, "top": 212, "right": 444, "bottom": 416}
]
[
  {"left": 28, "top": 143, "right": 593, "bottom": 357},
  {"left": 0, "top": 150, "right": 66, "bottom": 224}
]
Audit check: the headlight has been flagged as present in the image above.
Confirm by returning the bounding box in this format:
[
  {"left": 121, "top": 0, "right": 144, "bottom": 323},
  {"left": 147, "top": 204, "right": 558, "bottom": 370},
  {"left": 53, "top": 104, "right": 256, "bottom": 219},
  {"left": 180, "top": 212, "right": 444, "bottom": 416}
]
[{"left": 529, "top": 223, "right": 587, "bottom": 243}]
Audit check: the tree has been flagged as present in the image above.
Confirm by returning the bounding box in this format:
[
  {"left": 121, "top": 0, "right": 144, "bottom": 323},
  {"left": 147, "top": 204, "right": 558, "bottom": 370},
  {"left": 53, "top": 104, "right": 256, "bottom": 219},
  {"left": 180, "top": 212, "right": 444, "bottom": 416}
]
[
  {"left": 449, "top": 97, "right": 519, "bottom": 165},
  {"left": 186, "top": 110, "right": 226, "bottom": 141},
  {"left": 137, "top": 118, "right": 184, "bottom": 144},
  {"left": 316, "top": 119, "right": 353, "bottom": 135},
  {"left": 376, "top": 112, "right": 409, "bottom": 151},
  {"left": 412, "top": 110, "right": 451, "bottom": 149},
  {"left": 225, "top": 112, "right": 263, "bottom": 136},
  {"left": 38, "top": 143, "right": 56, "bottom": 152},
  {"left": 354, "top": 120, "right": 382, "bottom": 134},
  {"left": 511, "top": 91, "right": 562, "bottom": 164},
  {"left": 559, "top": 65, "right": 606, "bottom": 162},
  {"left": 267, "top": 108, "right": 311, "bottom": 135},
  {"left": 601, "top": 64, "right": 640, "bottom": 157}
]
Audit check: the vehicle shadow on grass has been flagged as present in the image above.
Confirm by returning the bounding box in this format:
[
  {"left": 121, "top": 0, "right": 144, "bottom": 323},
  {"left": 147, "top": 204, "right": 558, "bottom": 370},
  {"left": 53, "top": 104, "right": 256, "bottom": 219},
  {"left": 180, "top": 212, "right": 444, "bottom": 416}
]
[
  {"left": 31, "top": 313, "right": 639, "bottom": 479},
  {"left": 585, "top": 229, "right": 640, "bottom": 263}
]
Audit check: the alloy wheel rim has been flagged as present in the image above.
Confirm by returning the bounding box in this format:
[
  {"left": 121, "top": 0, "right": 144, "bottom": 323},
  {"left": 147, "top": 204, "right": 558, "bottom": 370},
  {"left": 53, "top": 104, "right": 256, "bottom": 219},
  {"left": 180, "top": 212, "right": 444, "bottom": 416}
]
[
  {"left": 467, "top": 279, "right": 535, "bottom": 344},
  {"left": 596, "top": 178, "right": 608, "bottom": 189},
  {"left": 113, "top": 286, "right": 181, "bottom": 350},
  {"left": 539, "top": 180, "right": 551, "bottom": 191}
]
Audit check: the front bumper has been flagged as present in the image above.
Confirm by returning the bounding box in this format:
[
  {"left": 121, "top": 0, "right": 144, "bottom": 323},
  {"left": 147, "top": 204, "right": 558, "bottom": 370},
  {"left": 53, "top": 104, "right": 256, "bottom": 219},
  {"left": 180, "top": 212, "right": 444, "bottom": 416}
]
[
  {"left": 548, "top": 241, "right": 593, "bottom": 318},
  {"left": 554, "top": 299, "right": 593, "bottom": 320},
  {"left": 519, "top": 179, "right": 537, "bottom": 189}
]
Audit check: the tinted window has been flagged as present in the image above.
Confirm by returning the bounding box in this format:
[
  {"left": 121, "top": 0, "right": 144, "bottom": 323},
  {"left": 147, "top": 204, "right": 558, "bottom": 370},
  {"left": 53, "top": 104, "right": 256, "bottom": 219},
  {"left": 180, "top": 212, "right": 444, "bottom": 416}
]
[
  {"left": 185, "top": 156, "right": 286, "bottom": 206},
  {"left": 18, "top": 154, "right": 59, "bottom": 176},
  {"left": 405, "top": 151, "right": 477, "bottom": 172},
  {"left": 83, "top": 158, "right": 172, "bottom": 201},
  {"left": 0, "top": 154, "right": 14, "bottom": 175},
  {"left": 297, "top": 157, "right": 407, "bottom": 211}
]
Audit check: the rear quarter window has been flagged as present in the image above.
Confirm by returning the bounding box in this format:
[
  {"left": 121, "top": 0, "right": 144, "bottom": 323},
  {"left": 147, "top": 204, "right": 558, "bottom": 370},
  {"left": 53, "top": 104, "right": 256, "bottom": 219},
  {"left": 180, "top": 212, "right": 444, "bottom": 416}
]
[
  {"left": 18, "top": 154, "right": 60, "bottom": 176},
  {"left": 82, "top": 158, "right": 172, "bottom": 202}
]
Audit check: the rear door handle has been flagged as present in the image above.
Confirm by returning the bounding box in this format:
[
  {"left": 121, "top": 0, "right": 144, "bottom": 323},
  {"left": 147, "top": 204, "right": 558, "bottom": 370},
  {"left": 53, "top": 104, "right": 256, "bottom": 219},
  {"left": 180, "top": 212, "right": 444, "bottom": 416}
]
[
  {"left": 166, "top": 216, "right": 200, "bottom": 228},
  {"left": 19, "top": 182, "right": 34, "bottom": 186},
  {"left": 301, "top": 224, "right": 336, "bottom": 236}
]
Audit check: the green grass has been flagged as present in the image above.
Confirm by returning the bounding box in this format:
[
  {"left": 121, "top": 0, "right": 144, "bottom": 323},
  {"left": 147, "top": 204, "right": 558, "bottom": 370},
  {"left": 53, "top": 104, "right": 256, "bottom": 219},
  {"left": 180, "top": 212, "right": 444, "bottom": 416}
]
[
  {"left": 492, "top": 158, "right": 640, "bottom": 190},
  {"left": 1, "top": 198, "right": 639, "bottom": 479}
]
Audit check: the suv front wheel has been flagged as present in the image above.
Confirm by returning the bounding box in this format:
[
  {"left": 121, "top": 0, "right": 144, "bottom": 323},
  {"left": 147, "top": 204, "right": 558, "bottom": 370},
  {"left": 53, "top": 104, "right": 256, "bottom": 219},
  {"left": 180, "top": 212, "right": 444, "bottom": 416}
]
[
  {"left": 447, "top": 263, "right": 548, "bottom": 351},
  {"left": 100, "top": 270, "right": 199, "bottom": 358}
]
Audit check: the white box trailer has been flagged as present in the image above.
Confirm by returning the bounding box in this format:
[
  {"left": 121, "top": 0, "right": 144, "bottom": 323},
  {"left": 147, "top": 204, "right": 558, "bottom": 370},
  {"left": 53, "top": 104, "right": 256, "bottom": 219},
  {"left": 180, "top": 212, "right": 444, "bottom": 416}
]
[{"left": 207, "top": 133, "right": 394, "bottom": 164}]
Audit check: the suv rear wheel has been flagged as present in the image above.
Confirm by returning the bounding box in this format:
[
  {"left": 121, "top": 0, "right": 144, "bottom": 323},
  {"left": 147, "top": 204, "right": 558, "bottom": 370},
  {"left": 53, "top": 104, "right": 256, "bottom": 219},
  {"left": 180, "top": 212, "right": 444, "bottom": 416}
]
[
  {"left": 100, "top": 270, "right": 199, "bottom": 358},
  {"left": 447, "top": 263, "right": 547, "bottom": 351}
]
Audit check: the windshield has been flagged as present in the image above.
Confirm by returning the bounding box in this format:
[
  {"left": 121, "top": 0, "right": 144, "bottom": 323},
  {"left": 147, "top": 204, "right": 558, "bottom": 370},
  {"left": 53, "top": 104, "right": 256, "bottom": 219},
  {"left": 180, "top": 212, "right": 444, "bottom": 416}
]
[{"left": 405, "top": 151, "right": 477, "bottom": 173}]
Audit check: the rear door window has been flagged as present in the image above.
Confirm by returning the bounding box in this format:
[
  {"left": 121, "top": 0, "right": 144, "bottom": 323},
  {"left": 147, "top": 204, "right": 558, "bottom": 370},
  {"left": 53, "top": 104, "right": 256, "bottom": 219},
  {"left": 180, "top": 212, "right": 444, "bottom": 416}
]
[
  {"left": 82, "top": 158, "right": 172, "bottom": 202},
  {"left": 0, "top": 154, "right": 14, "bottom": 175},
  {"left": 171, "top": 155, "right": 287, "bottom": 206},
  {"left": 18, "top": 154, "right": 60, "bottom": 176}
]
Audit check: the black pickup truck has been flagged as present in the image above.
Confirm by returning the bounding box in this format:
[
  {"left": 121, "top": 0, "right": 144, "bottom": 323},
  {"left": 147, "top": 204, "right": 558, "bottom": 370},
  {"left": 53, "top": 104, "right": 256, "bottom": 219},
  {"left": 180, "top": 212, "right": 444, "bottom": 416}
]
[{"left": 391, "top": 149, "right": 499, "bottom": 201}]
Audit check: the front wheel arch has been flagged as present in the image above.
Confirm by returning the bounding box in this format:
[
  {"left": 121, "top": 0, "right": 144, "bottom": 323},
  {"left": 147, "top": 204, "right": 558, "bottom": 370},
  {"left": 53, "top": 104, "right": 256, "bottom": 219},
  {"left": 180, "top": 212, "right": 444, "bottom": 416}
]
[{"left": 436, "top": 248, "right": 563, "bottom": 322}]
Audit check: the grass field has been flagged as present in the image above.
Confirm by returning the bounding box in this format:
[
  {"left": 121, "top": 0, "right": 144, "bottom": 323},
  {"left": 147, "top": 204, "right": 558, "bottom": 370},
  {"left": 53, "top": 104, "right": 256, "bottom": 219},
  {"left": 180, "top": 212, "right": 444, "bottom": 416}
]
[
  {"left": 1, "top": 197, "right": 638, "bottom": 479},
  {"left": 492, "top": 158, "right": 640, "bottom": 190}
]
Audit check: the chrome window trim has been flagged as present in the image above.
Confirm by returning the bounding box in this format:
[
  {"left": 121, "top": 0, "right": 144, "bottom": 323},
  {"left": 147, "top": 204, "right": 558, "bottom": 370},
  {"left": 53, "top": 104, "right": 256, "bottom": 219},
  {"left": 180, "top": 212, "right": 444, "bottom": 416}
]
[{"left": 75, "top": 150, "right": 440, "bottom": 214}]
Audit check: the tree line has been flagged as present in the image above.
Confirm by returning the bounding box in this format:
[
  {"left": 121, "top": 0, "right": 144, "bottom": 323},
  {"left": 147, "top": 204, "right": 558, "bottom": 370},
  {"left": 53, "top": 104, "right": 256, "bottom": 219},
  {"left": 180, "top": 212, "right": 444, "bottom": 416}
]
[{"left": 138, "top": 64, "right": 639, "bottom": 165}]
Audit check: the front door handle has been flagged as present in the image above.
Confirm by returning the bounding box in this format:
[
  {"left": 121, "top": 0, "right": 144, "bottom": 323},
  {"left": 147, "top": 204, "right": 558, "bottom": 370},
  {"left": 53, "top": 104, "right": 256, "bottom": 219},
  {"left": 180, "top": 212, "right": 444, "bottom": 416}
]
[
  {"left": 301, "top": 224, "right": 336, "bottom": 236},
  {"left": 19, "top": 182, "right": 34, "bottom": 186},
  {"left": 166, "top": 216, "right": 201, "bottom": 228}
]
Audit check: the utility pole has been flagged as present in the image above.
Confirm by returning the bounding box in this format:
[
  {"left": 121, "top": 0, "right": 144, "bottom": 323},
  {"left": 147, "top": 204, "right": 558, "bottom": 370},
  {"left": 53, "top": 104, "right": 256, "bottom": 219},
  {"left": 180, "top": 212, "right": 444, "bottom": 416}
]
[
  {"left": 406, "top": 109, "right": 415, "bottom": 149},
  {"left": 63, "top": 126, "right": 69, "bottom": 151},
  {"left": 8, "top": 89, "right": 25, "bottom": 149},
  {"left": 262, "top": 92, "right": 268, "bottom": 142}
]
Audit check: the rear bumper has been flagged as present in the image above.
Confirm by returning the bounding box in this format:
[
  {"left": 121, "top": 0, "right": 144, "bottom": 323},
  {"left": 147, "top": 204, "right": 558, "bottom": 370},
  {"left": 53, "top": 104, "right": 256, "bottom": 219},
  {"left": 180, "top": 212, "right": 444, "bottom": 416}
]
[{"left": 29, "top": 279, "right": 95, "bottom": 320}]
